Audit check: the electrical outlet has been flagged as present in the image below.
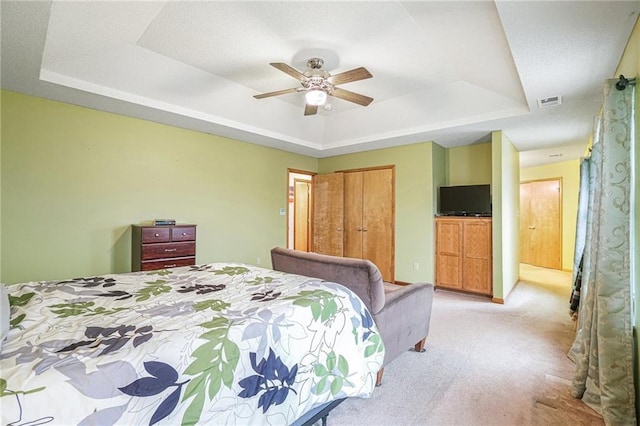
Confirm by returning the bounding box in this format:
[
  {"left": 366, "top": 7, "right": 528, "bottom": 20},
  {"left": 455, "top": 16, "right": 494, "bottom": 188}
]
[
  {"left": 413, "top": 262, "right": 419, "bottom": 271},
  {"left": 257, "top": 257, "right": 261, "bottom": 265}
]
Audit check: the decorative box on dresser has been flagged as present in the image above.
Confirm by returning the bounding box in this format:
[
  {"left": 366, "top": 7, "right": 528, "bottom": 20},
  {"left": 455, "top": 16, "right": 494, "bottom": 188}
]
[
  {"left": 435, "top": 216, "right": 492, "bottom": 296},
  {"left": 131, "top": 224, "right": 197, "bottom": 271}
]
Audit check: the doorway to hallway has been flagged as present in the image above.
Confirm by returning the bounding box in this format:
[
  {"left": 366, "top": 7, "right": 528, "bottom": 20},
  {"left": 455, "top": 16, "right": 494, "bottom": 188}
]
[
  {"left": 520, "top": 178, "right": 562, "bottom": 270},
  {"left": 286, "top": 169, "right": 314, "bottom": 251}
]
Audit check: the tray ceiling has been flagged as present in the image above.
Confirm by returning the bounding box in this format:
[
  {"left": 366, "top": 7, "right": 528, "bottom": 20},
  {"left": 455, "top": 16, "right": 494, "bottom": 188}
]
[{"left": 2, "top": 1, "right": 639, "bottom": 167}]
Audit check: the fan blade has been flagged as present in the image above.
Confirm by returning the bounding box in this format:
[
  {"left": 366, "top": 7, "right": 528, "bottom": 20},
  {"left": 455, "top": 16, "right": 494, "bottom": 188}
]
[
  {"left": 331, "top": 87, "right": 373, "bottom": 106},
  {"left": 328, "top": 67, "right": 372, "bottom": 85},
  {"left": 253, "top": 88, "right": 299, "bottom": 99},
  {"left": 304, "top": 104, "right": 318, "bottom": 116},
  {"left": 270, "top": 63, "right": 305, "bottom": 80}
]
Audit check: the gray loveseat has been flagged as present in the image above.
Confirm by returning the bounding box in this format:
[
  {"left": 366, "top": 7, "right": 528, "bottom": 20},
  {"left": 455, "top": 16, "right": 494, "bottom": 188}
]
[{"left": 270, "top": 247, "right": 434, "bottom": 386}]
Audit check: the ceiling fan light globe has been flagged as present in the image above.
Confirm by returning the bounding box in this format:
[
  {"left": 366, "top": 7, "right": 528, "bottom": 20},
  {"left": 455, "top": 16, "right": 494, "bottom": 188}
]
[{"left": 305, "top": 89, "right": 327, "bottom": 106}]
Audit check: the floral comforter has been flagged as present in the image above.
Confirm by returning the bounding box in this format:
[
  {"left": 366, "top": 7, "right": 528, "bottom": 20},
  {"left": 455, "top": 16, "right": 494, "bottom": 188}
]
[{"left": 0, "top": 263, "right": 384, "bottom": 425}]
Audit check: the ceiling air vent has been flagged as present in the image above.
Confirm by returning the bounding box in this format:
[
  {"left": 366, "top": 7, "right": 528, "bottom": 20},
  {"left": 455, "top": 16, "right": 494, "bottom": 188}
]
[{"left": 537, "top": 95, "right": 562, "bottom": 108}]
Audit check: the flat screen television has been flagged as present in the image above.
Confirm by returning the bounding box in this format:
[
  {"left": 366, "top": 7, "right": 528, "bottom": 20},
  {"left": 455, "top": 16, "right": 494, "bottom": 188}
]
[{"left": 438, "top": 184, "right": 492, "bottom": 216}]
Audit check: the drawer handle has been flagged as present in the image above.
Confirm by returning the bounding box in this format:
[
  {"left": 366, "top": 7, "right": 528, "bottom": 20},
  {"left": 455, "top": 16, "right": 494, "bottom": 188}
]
[
  {"left": 164, "top": 264, "right": 177, "bottom": 268},
  {"left": 182, "top": 232, "right": 187, "bottom": 236},
  {"left": 164, "top": 248, "right": 177, "bottom": 252},
  {"left": 154, "top": 233, "right": 160, "bottom": 237}
]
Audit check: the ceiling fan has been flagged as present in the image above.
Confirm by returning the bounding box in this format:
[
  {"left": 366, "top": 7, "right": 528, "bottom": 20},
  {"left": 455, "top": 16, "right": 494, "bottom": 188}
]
[{"left": 254, "top": 58, "right": 373, "bottom": 116}]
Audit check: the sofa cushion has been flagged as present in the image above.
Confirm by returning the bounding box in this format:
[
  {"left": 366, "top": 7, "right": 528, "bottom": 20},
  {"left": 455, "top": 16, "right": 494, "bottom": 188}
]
[{"left": 271, "top": 247, "right": 386, "bottom": 315}]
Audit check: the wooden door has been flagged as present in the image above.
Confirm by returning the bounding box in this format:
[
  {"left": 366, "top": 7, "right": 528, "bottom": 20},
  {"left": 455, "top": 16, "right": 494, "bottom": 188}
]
[
  {"left": 312, "top": 173, "right": 344, "bottom": 256},
  {"left": 313, "top": 167, "right": 395, "bottom": 281},
  {"left": 293, "top": 179, "right": 311, "bottom": 251},
  {"left": 520, "top": 179, "right": 562, "bottom": 269},
  {"left": 362, "top": 168, "right": 394, "bottom": 282},
  {"left": 343, "top": 172, "right": 363, "bottom": 259},
  {"left": 435, "top": 218, "right": 463, "bottom": 289},
  {"left": 462, "top": 219, "right": 492, "bottom": 294}
]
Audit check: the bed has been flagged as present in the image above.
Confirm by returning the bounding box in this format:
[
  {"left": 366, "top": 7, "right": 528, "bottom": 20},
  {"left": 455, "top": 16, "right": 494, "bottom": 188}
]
[{"left": 0, "top": 263, "right": 384, "bottom": 425}]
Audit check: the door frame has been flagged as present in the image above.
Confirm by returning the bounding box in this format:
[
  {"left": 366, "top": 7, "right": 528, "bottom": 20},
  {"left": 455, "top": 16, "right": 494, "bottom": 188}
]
[
  {"left": 293, "top": 178, "right": 312, "bottom": 251},
  {"left": 286, "top": 169, "right": 315, "bottom": 251}
]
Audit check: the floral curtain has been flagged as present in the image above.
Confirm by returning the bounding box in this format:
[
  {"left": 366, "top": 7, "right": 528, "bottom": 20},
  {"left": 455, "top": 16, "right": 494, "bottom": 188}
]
[
  {"left": 568, "top": 79, "right": 636, "bottom": 424},
  {"left": 569, "top": 158, "right": 591, "bottom": 317}
]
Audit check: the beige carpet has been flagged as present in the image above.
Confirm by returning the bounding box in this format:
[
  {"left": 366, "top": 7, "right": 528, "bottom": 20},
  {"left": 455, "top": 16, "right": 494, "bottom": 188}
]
[{"left": 325, "top": 264, "right": 604, "bottom": 425}]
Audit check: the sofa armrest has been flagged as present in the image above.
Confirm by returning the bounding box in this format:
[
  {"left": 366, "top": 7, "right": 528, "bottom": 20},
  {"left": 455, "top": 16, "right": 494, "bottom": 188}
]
[{"left": 375, "top": 282, "right": 434, "bottom": 365}]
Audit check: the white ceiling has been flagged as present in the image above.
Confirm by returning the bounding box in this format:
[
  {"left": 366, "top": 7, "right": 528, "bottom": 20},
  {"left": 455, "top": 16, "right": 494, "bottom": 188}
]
[{"left": 2, "top": 1, "right": 639, "bottom": 168}]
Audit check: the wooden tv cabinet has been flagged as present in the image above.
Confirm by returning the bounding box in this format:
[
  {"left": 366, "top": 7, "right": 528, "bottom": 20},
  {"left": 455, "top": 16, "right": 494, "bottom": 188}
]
[{"left": 435, "top": 216, "right": 492, "bottom": 296}]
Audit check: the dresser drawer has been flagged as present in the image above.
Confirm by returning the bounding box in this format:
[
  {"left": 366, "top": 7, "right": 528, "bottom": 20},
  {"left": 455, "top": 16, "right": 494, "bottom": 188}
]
[
  {"left": 141, "top": 242, "right": 196, "bottom": 260},
  {"left": 141, "top": 227, "right": 171, "bottom": 243},
  {"left": 141, "top": 257, "right": 196, "bottom": 271},
  {"left": 171, "top": 226, "right": 196, "bottom": 242}
]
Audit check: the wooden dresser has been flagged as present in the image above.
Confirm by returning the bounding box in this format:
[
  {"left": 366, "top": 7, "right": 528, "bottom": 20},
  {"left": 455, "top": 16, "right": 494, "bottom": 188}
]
[{"left": 131, "top": 224, "right": 197, "bottom": 271}]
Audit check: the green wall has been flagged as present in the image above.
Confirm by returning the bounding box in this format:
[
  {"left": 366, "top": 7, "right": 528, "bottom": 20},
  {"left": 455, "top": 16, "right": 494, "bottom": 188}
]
[
  {"left": 318, "top": 142, "right": 443, "bottom": 283},
  {"left": 615, "top": 14, "right": 640, "bottom": 418},
  {"left": 0, "top": 90, "right": 452, "bottom": 288},
  {"left": 0, "top": 88, "right": 546, "bottom": 308},
  {"left": 444, "top": 137, "right": 517, "bottom": 301},
  {"left": 431, "top": 144, "right": 447, "bottom": 218},
  {"left": 447, "top": 142, "right": 492, "bottom": 185},
  {"left": 491, "top": 131, "right": 520, "bottom": 300},
  {"left": 0, "top": 95, "right": 2, "bottom": 282},
  {"left": 1, "top": 90, "right": 317, "bottom": 284},
  {"left": 521, "top": 159, "right": 580, "bottom": 271}
]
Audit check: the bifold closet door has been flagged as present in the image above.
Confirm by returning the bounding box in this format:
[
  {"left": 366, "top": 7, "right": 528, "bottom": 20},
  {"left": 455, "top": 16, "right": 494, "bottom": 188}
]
[
  {"left": 313, "top": 168, "right": 394, "bottom": 282},
  {"left": 362, "top": 169, "right": 394, "bottom": 282},
  {"left": 312, "top": 173, "right": 344, "bottom": 256},
  {"left": 344, "top": 169, "right": 394, "bottom": 282},
  {"left": 343, "top": 172, "right": 363, "bottom": 259}
]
